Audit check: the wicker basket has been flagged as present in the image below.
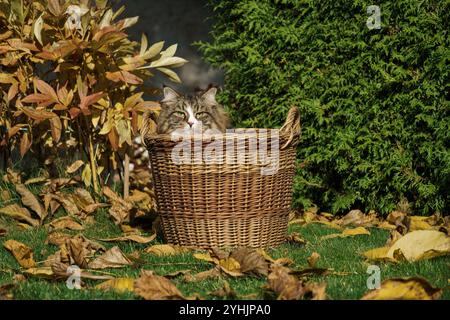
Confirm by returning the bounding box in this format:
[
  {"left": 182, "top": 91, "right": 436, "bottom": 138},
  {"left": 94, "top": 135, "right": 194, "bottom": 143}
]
[{"left": 142, "top": 107, "right": 301, "bottom": 248}]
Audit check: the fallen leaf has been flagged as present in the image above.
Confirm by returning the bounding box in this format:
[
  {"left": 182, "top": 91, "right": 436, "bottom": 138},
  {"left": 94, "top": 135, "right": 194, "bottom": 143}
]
[
  {"left": 362, "top": 247, "right": 395, "bottom": 262},
  {"left": 24, "top": 175, "right": 49, "bottom": 185},
  {"left": 0, "top": 189, "right": 11, "bottom": 201},
  {"left": 266, "top": 264, "right": 306, "bottom": 300},
  {"left": 286, "top": 232, "right": 308, "bottom": 245},
  {"left": 66, "top": 160, "right": 85, "bottom": 174},
  {"left": 307, "top": 252, "right": 320, "bottom": 268},
  {"left": 0, "top": 226, "right": 6, "bottom": 236},
  {"left": 23, "top": 267, "right": 55, "bottom": 279},
  {"left": 0, "top": 204, "right": 40, "bottom": 226},
  {"left": 189, "top": 268, "right": 222, "bottom": 282},
  {"left": 361, "top": 277, "right": 442, "bottom": 300},
  {"left": 387, "top": 230, "right": 450, "bottom": 262},
  {"left": 89, "top": 246, "right": 133, "bottom": 269},
  {"left": 96, "top": 278, "right": 135, "bottom": 293},
  {"left": 52, "top": 194, "right": 80, "bottom": 216},
  {"left": 229, "top": 247, "right": 269, "bottom": 276},
  {"left": 15, "top": 184, "right": 46, "bottom": 221},
  {"left": 163, "top": 269, "right": 191, "bottom": 279},
  {"left": 184, "top": 268, "right": 222, "bottom": 282},
  {"left": 0, "top": 283, "right": 15, "bottom": 300},
  {"left": 218, "top": 257, "right": 242, "bottom": 276},
  {"left": 338, "top": 209, "right": 370, "bottom": 227},
  {"left": 193, "top": 252, "right": 217, "bottom": 264},
  {"left": 49, "top": 216, "right": 84, "bottom": 231},
  {"left": 321, "top": 227, "right": 370, "bottom": 240},
  {"left": 408, "top": 216, "right": 433, "bottom": 231},
  {"left": 45, "top": 232, "right": 73, "bottom": 246},
  {"left": 210, "top": 281, "right": 236, "bottom": 299},
  {"left": 3, "top": 240, "right": 36, "bottom": 268},
  {"left": 145, "top": 244, "right": 189, "bottom": 256},
  {"left": 387, "top": 210, "right": 407, "bottom": 226},
  {"left": 99, "top": 233, "right": 156, "bottom": 244},
  {"left": 134, "top": 270, "right": 185, "bottom": 300}
]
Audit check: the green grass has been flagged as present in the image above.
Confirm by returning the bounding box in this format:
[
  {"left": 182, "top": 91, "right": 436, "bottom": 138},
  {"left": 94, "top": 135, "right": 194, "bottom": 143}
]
[{"left": 1, "top": 208, "right": 449, "bottom": 300}]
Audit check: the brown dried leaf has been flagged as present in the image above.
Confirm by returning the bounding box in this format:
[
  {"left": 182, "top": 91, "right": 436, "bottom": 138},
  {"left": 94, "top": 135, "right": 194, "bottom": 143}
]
[
  {"left": 184, "top": 268, "right": 222, "bottom": 283},
  {"left": 286, "top": 232, "right": 308, "bottom": 245},
  {"left": 229, "top": 247, "right": 269, "bottom": 276},
  {"left": 66, "top": 160, "right": 85, "bottom": 174},
  {"left": 307, "top": 252, "right": 320, "bottom": 268},
  {"left": 210, "top": 281, "right": 236, "bottom": 299},
  {"left": 266, "top": 264, "right": 306, "bottom": 300},
  {"left": 88, "top": 246, "right": 133, "bottom": 269},
  {"left": 134, "top": 270, "right": 185, "bottom": 300},
  {"left": 338, "top": 209, "right": 367, "bottom": 227},
  {"left": 45, "top": 231, "right": 73, "bottom": 246},
  {"left": 0, "top": 283, "right": 15, "bottom": 300},
  {"left": 0, "top": 189, "right": 11, "bottom": 201},
  {"left": 49, "top": 216, "right": 84, "bottom": 231},
  {"left": 3, "top": 239, "right": 36, "bottom": 268},
  {"left": 0, "top": 204, "right": 40, "bottom": 226},
  {"left": 15, "top": 184, "right": 46, "bottom": 221}
]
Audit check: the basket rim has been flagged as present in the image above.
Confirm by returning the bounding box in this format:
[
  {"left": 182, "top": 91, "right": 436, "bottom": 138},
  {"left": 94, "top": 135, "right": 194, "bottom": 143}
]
[{"left": 145, "top": 128, "right": 288, "bottom": 142}]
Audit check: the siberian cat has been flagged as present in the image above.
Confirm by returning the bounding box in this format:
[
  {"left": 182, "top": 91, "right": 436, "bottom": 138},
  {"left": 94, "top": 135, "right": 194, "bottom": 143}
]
[{"left": 156, "top": 85, "right": 231, "bottom": 134}]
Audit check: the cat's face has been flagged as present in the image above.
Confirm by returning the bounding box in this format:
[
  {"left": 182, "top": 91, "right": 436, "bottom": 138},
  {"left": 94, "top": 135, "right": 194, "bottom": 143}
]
[{"left": 156, "top": 86, "right": 230, "bottom": 134}]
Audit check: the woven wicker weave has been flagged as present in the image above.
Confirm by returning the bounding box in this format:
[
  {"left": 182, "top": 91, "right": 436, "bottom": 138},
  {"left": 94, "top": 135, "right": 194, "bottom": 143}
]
[{"left": 142, "top": 107, "right": 301, "bottom": 248}]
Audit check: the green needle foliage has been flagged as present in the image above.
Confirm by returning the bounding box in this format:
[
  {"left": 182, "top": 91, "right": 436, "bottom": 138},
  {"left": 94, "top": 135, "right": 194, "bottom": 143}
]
[{"left": 197, "top": 0, "right": 450, "bottom": 215}]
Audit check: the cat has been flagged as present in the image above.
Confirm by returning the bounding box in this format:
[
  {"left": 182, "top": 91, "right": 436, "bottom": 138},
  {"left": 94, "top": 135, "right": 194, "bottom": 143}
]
[{"left": 156, "top": 85, "right": 231, "bottom": 134}]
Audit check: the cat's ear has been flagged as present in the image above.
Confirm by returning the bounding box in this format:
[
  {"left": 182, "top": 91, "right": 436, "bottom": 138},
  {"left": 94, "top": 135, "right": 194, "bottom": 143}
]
[
  {"left": 162, "top": 86, "right": 180, "bottom": 103},
  {"left": 201, "top": 86, "right": 218, "bottom": 105}
]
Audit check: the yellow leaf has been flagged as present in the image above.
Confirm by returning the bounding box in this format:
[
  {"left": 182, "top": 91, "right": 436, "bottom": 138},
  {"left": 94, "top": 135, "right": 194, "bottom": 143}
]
[
  {"left": 81, "top": 164, "right": 92, "bottom": 187},
  {"left": 23, "top": 267, "right": 54, "bottom": 279},
  {"left": 321, "top": 227, "right": 370, "bottom": 240},
  {"left": 343, "top": 227, "right": 371, "bottom": 236},
  {"left": 362, "top": 247, "right": 394, "bottom": 262},
  {"left": 145, "top": 244, "right": 189, "bottom": 256},
  {"left": 193, "top": 252, "right": 217, "bottom": 264},
  {"left": 96, "top": 278, "right": 135, "bottom": 293},
  {"left": 99, "top": 234, "right": 156, "bottom": 244},
  {"left": 387, "top": 230, "right": 450, "bottom": 262},
  {"left": 361, "top": 277, "right": 442, "bottom": 300},
  {"left": 3, "top": 240, "right": 36, "bottom": 268},
  {"left": 408, "top": 216, "right": 432, "bottom": 231},
  {"left": 219, "top": 257, "right": 241, "bottom": 273}
]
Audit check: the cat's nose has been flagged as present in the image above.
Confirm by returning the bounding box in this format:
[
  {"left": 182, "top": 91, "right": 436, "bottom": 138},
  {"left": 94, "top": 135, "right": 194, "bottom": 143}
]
[{"left": 188, "top": 120, "right": 195, "bottom": 127}]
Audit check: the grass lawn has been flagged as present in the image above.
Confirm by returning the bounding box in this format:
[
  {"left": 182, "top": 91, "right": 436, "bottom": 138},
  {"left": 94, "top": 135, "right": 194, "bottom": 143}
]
[{"left": 1, "top": 204, "right": 449, "bottom": 300}]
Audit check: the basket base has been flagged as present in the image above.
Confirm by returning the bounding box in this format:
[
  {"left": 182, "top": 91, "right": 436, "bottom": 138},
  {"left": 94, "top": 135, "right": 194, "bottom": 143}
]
[{"left": 159, "top": 213, "right": 289, "bottom": 249}]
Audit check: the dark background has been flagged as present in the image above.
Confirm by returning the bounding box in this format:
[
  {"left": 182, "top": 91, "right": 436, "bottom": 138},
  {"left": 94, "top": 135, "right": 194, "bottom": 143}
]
[{"left": 116, "top": 0, "right": 223, "bottom": 93}]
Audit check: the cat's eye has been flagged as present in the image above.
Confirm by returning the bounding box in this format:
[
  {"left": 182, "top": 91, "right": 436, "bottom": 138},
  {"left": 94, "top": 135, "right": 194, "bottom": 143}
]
[
  {"left": 172, "top": 111, "right": 185, "bottom": 118},
  {"left": 195, "top": 112, "right": 209, "bottom": 118}
]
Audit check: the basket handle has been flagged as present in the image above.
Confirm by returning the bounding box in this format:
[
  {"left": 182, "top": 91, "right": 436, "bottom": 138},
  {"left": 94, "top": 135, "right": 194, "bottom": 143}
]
[{"left": 280, "top": 106, "right": 301, "bottom": 149}]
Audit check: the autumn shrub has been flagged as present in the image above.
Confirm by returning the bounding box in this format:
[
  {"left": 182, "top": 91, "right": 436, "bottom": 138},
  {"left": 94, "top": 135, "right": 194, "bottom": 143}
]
[
  {"left": 198, "top": 0, "right": 450, "bottom": 215},
  {"left": 0, "top": 0, "right": 186, "bottom": 193}
]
